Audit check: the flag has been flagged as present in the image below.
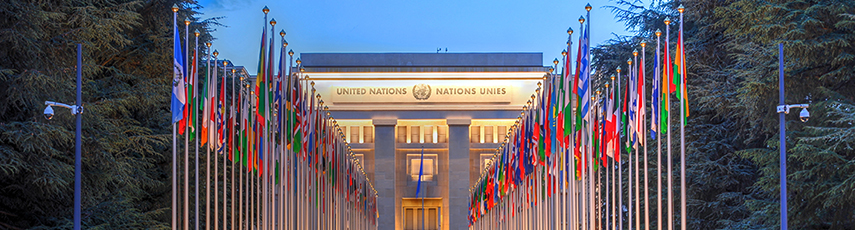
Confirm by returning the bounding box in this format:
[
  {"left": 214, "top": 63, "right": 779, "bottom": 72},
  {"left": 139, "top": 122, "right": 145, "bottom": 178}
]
[
  {"left": 651, "top": 45, "right": 660, "bottom": 138},
  {"left": 675, "top": 33, "right": 689, "bottom": 122},
  {"left": 637, "top": 51, "right": 646, "bottom": 147},
  {"left": 171, "top": 22, "right": 186, "bottom": 124},
  {"left": 415, "top": 148, "right": 424, "bottom": 198},
  {"left": 200, "top": 57, "right": 210, "bottom": 147},
  {"left": 605, "top": 83, "right": 616, "bottom": 159},
  {"left": 187, "top": 39, "right": 198, "bottom": 141}
]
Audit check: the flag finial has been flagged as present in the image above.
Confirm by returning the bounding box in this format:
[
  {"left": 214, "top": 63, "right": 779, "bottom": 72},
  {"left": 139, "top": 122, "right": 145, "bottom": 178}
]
[
  {"left": 610, "top": 75, "right": 615, "bottom": 81},
  {"left": 288, "top": 49, "right": 294, "bottom": 56},
  {"left": 205, "top": 42, "right": 211, "bottom": 47},
  {"left": 553, "top": 58, "right": 560, "bottom": 65},
  {"left": 605, "top": 82, "right": 610, "bottom": 88},
  {"left": 616, "top": 66, "right": 621, "bottom": 73},
  {"left": 678, "top": 4, "right": 685, "bottom": 13},
  {"left": 295, "top": 58, "right": 301, "bottom": 64},
  {"left": 627, "top": 58, "right": 632, "bottom": 65},
  {"left": 578, "top": 16, "right": 585, "bottom": 24},
  {"left": 172, "top": 4, "right": 179, "bottom": 12},
  {"left": 213, "top": 50, "right": 219, "bottom": 57},
  {"left": 194, "top": 29, "right": 200, "bottom": 37},
  {"left": 641, "top": 41, "right": 647, "bottom": 47},
  {"left": 184, "top": 18, "right": 190, "bottom": 25},
  {"left": 567, "top": 27, "right": 573, "bottom": 35},
  {"left": 655, "top": 29, "right": 662, "bottom": 37},
  {"left": 270, "top": 18, "right": 276, "bottom": 26},
  {"left": 262, "top": 6, "right": 269, "bottom": 14},
  {"left": 283, "top": 39, "right": 288, "bottom": 47},
  {"left": 585, "top": 3, "right": 592, "bottom": 11},
  {"left": 664, "top": 17, "right": 672, "bottom": 25},
  {"left": 562, "top": 49, "right": 567, "bottom": 56},
  {"left": 280, "top": 30, "right": 286, "bottom": 37},
  {"left": 633, "top": 49, "right": 638, "bottom": 56}
]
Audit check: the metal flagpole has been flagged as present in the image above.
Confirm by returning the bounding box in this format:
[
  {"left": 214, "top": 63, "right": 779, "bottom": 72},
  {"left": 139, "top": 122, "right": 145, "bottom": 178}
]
[
  {"left": 205, "top": 42, "right": 212, "bottom": 230},
  {"left": 664, "top": 16, "right": 674, "bottom": 230},
  {"left": 584, "top": 5, "right": 594, "bottom": 230},
  {"left": 194, "top": 28, "right": 200, "bottom": 230},
  {"left": 184, "top": 17, "right": 191, "bottom": 230},
  {"left": 634, "top": 49, "right": 641, "bottom": 230},
  {"left": 232, "top": 68, "right": 237, "bottom": 230},
  {"left": 266, "top": 19, "right": 276, "bottom": 230},
  {"left": 678, "top": 5, "right": 687, "bottom": 230},
  {"left": 655, "top": 29, "right": 663, "bottom": 230},
  {"left": 213, "top": 49, "right": 220, "bottom": 230},
  {"left": 627, "top": 57, "right": 633, "bottom": 230},
  {"left": 617, "top": 66, "right": 623, "bottom": 230},
  {"left": 642, "top": 40, "right": 651, "bottom": 230},
  {"left": 214, "top": 59, "right": 228, "bottom": 229},
  {"left": 171, "top": 6, "right": 178, "bottom": 230},
  {"left": 279, "top": 31, "right": 287, "bottom": 230}
]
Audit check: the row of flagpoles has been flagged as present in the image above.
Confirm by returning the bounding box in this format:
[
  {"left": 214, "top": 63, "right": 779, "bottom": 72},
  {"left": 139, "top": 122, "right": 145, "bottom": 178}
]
[
  {"left": 171, "top": 5, "right": 379, "bottom": 230},
  {"left": 468, "top": 4, "right": 689, "bottom": 230}
]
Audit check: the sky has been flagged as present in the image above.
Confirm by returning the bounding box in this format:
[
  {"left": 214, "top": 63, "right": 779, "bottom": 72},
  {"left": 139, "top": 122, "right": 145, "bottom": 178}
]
[{"left": 196, "top": 0, "right": 636, "bottom": 74}]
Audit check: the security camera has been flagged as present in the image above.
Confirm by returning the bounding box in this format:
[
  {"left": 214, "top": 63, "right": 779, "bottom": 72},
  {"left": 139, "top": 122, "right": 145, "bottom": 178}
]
[
  {"left": 44, "top": 105, "right": 54, "bottom": 120},
  {"left": 799, "top": 108, "right": 809, "bottom": 123}
]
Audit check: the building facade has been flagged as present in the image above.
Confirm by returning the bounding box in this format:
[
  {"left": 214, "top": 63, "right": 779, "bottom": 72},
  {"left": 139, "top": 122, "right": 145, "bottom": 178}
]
[{"left": 301, "top": 53, "right": 548, "bottom": 230}]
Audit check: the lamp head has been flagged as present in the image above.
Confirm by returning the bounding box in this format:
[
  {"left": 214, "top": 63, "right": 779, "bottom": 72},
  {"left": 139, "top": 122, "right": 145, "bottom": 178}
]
[
  {"left": 640, "top": 41, "right": 646, "bottom": 47},
  {"left": 184, "top": 18, "right": 190, "bottom": 25},
  {"left": 270, "top": 18, "right": 276, "bottom": 26},
  {"left": 678, "top": 4, "right": 685, "bottom": 13},
  {"left": 799, "top": 108, "right": 810, "bottom": 122},
  {"left": 664, "top": 17, "right": 671, "bottom": 25},
  {"left": 627, "top": 58, "right": 632, "bottom": 65},
  {"left": 578, "top": 16, "right": 585, "bottom": 24},
  {"left": 172, "top": 4, "right": 179, "bottom": 12},
  {"left": 44, "top": 105, "right": 54, "bottom": 120},
  {"left": 616, "top": 66, "right": 621, "bottom": 73},
  {"left": 213, "top": 50, "right": 219, "bottom": 57}
]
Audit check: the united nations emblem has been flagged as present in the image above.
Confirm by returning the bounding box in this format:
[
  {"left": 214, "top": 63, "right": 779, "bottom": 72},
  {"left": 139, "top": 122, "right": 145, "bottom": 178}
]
[{"left": 412, "top": 84, "right": 431, "bottom": 100}]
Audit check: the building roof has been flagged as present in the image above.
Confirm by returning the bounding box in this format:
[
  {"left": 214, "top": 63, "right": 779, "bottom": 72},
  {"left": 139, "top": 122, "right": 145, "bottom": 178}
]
[{"left": 300, "top": 53, "right": 543, "bottom": 67}]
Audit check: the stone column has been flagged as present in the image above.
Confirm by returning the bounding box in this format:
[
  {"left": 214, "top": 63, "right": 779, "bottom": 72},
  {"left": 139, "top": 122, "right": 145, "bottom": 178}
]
[
  {"left": 446, "top": 118, "right": 471, "bottom": 230},
  {"left": 373, "top": 118, "right": 397, "bottom": 230}
]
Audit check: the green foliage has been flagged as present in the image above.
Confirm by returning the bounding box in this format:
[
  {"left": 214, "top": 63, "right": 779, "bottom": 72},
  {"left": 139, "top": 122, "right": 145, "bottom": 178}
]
[
  {"left": 0, "top": 0, "right": 219, "bottom": 228},
  {"left": 598, "top": 0, "right": 855, "bottom": 228}
]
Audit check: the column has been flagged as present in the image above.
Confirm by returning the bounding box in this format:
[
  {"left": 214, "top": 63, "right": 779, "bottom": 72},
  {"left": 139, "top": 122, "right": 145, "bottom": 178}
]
[
  {"left": 373, "top": 118, "right": 397, "bottom": 230},
  {"left": 447, "top": 118, "right": 471, "bottom": 230}
]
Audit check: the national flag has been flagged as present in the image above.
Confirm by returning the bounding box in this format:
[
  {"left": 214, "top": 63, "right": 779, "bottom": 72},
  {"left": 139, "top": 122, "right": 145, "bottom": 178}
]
[
  {"left": 675, "top": 33, "right": 689, "bottom": 123},
  {"left": 171, "top": 22, "right": 186, "bottom": 125},
  {"left": 651, "top": 45, "right": 660, "bottom": 138}
]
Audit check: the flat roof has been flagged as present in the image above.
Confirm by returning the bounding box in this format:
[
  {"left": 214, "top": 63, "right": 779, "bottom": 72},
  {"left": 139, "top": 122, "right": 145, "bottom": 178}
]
[{"left": 300, "top": 53, "right": 543, "bottom": 67}]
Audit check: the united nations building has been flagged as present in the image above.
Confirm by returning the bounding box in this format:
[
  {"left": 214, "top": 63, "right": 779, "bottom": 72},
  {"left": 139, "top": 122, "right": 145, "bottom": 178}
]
[{"left": 301, "top": 53, "right": 548, "bottom": 230}]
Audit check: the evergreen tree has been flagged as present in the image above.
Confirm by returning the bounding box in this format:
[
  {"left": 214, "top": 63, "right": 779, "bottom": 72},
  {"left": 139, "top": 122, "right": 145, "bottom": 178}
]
[{"left": 0, "top": 0, "right": 219, "bottom": 228}]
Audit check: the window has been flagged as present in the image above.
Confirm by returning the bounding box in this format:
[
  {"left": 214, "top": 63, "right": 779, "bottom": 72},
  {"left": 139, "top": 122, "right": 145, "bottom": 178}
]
[
  {"left": 470, "top": 126, "right": 480, "bottom": 143},
  {"left": 411, "top": 126, "right": 421, "bottom": 143},
  {"left": 498, "top": 125, "right": 507, "bottom": 143},
  {"left": 397, "top": 126, "right": 407, "bottom": 143},
  {"left": 424, "top": 125, "right": 434, "bottom": 143},
  {"left": 350, "top": 125, "right": 359, "bottom": 144},
  {"left": 404, "top": 206, "right": 439, "bottom": 230},
  {"left": 484, "top": 125, "right": 493, "bottom": 143},
  {"left": 408, "top": 154, "right": 437, "bottom": 181},
  {"left": 437, "top": 126, "right": 447, "bottom": 143},
  {"left": 480, "top": 154, "right": 494, "bottom": 173},
  {"left": 363, "top": 126, "right": 374, "bottom": 143}
]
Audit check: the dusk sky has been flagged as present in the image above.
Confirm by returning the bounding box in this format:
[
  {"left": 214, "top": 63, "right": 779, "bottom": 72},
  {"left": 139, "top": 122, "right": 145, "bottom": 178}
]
[{"left": 196, "top": 0, "right": 638, "bottom": 74}]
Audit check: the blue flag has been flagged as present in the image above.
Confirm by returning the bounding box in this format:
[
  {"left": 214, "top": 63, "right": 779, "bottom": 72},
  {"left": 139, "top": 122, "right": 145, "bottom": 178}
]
[
  {"left": 415, "top": 148, "right": 424, "bottom": 197},
  {"left": 171, "top": 22, "right": 186, "bottom": 123}
]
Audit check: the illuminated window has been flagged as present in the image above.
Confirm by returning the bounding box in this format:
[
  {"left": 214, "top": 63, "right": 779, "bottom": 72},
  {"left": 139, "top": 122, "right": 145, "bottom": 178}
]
[
  {"left": 397, "top": 126, "right": 407, "bottom": 143},
  {"left": 498, "top": 126, "right": 507, "bottom": 143},
  {"left": 408, "top": 154, "right": 436, "bottom": 181},
  {"left": 411, "top": 126, "right": 420, "bottom": 143},
  {"left": 403, "top": 206, "right": 439, "bottom": 230},
  {"left": 424, "top": 125, "right": 434, "bottom": 143},
  {"left": 470, "top": 126, "right": 480, "bottom": 143},
  {"left": 363, "top": 126, "right": 374, "bottom": 143},
  {"left": 437, "top": 126, "right": 447, "bottom": 143},
  {"left": 485, "top": 125, "right": 493, "bottom": 143},
  {"left": 350, "top": 125, "right": 359, "bottom": 144}
]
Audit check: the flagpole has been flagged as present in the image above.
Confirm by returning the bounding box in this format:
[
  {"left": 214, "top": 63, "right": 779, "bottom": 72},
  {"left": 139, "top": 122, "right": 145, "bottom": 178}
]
[
  {"left": 231, "top": 68, "right": 237, "bottom": 230},
  {"left": 655, "top": 29, "right": 663, "bottom": 230},
  {"left": 213, "top": 50, "right": 220, "bottom": 230},
  {"left": 223, "top": 61, "right": 229, "bottom": 230},
  {"left": 678, "top": 5, "right": 687, "bottom": 230},
  {"left": 617, "top": 66, "right": 623, "bottom": 230},
  {"left": 584, "top": 5, "right": 595, "bottom": 230},
  {"left": 633, "top": 49, "right": 641, "bottom": 230},
  {"left": 266, "top": 18, "right": 276, "bottom": 230},
  {"left": 184, "top": 17, "right": 191, "bottom": 230},
  {"left": 664, "top": 16, "right": 674, "bottom": 230},
  {"left": 288, "top": 50, "right": 295, "bottom": 230},
  {"left": 626, "top": 57, "right": 633, "bottom": 230},
  {"left": 206, "top": 43, "right": 213, "bottom": 230},
  {"left": 642, "top": 40, "right": 650, "bottom": 230},
  {"left": 171, "top": 6, "right": 179, "bottom": 230},
  {"left": 194, "top": 29, "right": 200, "bottom": 230},
  {"left": 610, "top": 76, "right": 616, "bottom": 230},
  {"left": 279, "top": 30, "right": 287, "bottom": 230}
]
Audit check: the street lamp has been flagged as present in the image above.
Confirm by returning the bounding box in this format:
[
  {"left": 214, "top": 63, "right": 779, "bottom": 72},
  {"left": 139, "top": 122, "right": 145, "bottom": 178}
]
[
  {"left": 44, "top": 44, "right": 84, "bottom": 230},
  {"left": 775, "top": 43, "right": 809, "bottom": 230}
]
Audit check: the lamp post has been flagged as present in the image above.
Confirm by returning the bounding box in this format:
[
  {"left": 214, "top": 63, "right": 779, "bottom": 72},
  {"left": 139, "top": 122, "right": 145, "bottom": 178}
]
[
  {"left": 774, "top": 43, "right": 809, "bottom": 230},
  {"left": 43, "top": 44, "right": 84, "bottom": 230}
]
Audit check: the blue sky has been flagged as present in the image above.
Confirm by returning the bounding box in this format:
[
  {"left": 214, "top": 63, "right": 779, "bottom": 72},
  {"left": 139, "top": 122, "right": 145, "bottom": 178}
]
[{"left": 197, "top": 0, "right": 635, "bottom": 73}]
